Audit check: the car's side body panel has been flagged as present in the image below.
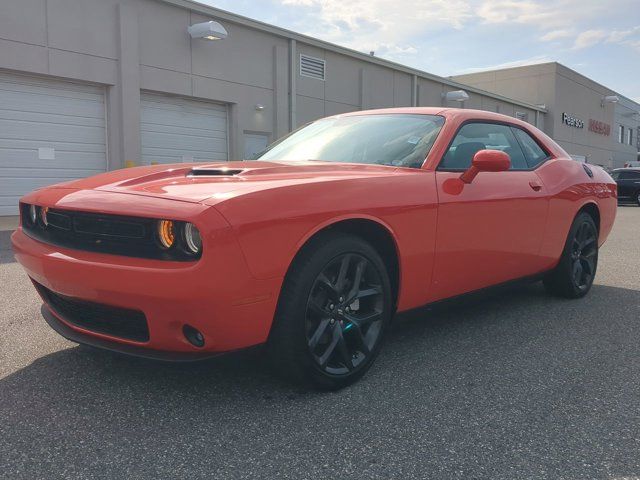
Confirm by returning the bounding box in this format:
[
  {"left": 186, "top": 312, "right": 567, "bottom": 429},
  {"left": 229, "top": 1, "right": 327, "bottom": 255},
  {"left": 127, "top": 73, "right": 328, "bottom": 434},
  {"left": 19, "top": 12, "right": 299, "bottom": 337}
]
[
  {"left": 419, "top": 108, "right": 617, "bottom": 300},
  {"left": 429, "top": 170, "right": 550, "bottom": 301},
  {"left": 535, "top": 160, "right": 617, "bottom": 270}
]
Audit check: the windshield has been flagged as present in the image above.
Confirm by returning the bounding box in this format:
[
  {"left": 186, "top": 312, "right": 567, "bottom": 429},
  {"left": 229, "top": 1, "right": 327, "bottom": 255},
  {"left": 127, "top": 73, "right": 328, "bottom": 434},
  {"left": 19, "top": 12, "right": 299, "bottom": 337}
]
[{"left": 255, "top": 114, "right": 445, "bottom": 169}]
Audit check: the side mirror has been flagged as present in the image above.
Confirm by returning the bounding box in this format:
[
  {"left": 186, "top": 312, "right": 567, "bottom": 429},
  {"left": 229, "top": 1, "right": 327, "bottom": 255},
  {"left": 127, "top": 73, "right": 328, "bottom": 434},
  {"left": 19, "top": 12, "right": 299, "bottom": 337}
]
[{"left": 460, "top": 149, "right": 511, "bottom": 184}]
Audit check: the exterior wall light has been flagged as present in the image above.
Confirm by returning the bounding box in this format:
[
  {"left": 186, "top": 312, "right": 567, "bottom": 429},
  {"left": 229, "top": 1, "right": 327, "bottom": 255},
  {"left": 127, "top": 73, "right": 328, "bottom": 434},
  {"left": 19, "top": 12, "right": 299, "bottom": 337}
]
[
  {"left": 601, "top": 95, "right": 619, "bottom": 107},
  {"left": 188, "top": 21, "right": 228, "bottom": 41},
  {"left": 442, "top": 90, "right": 470, "bottom": 102},
  {"left": 255, "top": 104, "right": 265, "bottom": 111}
]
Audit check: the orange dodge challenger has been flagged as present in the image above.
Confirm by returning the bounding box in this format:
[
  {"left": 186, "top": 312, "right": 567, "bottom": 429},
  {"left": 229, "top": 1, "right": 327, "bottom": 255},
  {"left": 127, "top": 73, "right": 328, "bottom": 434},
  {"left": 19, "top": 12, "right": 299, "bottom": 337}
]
[{"left": 13, "top": 108, "right": 617, "bottom": 389}]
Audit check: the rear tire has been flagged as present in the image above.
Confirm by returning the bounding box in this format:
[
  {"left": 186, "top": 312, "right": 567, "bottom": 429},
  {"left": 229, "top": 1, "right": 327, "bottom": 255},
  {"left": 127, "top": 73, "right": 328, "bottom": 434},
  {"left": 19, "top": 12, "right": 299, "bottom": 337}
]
[
  {"left": 543, "top": 212, "right": 598, "bottom": 299},
  {"left": 268, "top": 232, "right": 393, "bottom": 390},
  {"left": 636, "top": 191, "right": 640, "bottom": 207}
]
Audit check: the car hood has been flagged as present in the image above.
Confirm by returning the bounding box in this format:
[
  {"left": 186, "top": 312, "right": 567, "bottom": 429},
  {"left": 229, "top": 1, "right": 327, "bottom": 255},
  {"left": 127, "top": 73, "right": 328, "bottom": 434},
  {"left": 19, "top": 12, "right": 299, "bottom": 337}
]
[{"left": 48, "top": 160, "right": 402, "bottom": 205}]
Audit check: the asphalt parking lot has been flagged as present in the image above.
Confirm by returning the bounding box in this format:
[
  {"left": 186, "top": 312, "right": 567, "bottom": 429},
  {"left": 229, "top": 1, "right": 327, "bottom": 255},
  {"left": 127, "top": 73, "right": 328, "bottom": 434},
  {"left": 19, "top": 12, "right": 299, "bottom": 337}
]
[{"left": 1, "top": 206, "right": 639, "bottom": 480}]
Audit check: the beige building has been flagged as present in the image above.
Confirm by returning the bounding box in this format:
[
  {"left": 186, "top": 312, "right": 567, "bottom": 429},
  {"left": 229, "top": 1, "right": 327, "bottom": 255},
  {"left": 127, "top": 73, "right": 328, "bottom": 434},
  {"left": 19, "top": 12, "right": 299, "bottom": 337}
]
[
  {"left": 452, "top": 62, "right": 640, "bottom": 169},
  {"left": 0, "top": 0, "right": 547, "bottom": 216}
]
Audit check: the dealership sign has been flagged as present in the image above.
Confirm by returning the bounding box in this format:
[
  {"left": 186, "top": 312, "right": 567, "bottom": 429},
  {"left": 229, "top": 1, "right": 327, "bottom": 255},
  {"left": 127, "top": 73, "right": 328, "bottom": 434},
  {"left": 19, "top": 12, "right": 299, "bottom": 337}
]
[
  {"left": 588, "top": 119, "right": 611, "bottom": 136},
  {"left": 562, "top": 112, "right": 584, "bottom": 128},
  {"left": 562, "top": 113, "right": 611, "bottom": 136}
]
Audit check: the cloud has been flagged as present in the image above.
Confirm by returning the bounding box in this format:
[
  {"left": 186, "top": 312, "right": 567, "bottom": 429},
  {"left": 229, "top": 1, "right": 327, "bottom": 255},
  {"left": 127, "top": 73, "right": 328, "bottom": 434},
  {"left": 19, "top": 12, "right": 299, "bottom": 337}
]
[
  {"left": 572, "top": 30, "right": 608, "bottom": 49},
  {"left": 572, "top": 26, "right": 640, "bottom": 50},
  {"left": 476, "top": 0, "right": 610, "bottom": 30},
  {"left": 274, "top": 0, "right": 639, "bottom": 59},
  {"left": 279, "top": 0, "right": 472, "bottom": 34},
  {"left": 623, "top": 40, "right": 640, "bottom": 53},
  {"left": 541, "top": 29, "right": 573, "bottom": 42},
  {"left": 477, "top": 1, "right": 558, "bottom": 26},
  {"left": 607, "top": 25, "right": 640, "bottom": 43},
  {"left": 374, "top": 44, "right": 419, "bottom": 56},
  {"left": 274, "top": 0, "right": 472, "bottom": 60}
]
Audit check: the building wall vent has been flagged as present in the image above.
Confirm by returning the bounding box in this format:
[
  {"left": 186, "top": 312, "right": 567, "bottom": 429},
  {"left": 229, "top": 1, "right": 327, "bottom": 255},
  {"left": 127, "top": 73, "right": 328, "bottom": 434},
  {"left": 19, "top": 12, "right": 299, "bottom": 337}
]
[
  {"left": 300, "top": 54, "right": 326, "bottom": 81},
  {"left": 515, "top": 111, "right": 528, "bottom": 122}
]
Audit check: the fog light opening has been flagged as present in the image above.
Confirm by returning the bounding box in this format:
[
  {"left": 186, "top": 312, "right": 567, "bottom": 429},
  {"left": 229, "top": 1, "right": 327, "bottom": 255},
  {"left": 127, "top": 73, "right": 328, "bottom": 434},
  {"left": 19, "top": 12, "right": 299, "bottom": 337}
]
[{"left": 183, "top": 324, "right": 205, "bottom": 348}]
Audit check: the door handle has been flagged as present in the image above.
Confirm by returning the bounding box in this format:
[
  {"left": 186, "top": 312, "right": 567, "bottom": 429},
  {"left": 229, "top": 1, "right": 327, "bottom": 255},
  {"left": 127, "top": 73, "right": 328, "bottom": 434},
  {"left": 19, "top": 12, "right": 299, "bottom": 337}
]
[{"left": 529, "top": 181, "right": 543, "bottom": 192}]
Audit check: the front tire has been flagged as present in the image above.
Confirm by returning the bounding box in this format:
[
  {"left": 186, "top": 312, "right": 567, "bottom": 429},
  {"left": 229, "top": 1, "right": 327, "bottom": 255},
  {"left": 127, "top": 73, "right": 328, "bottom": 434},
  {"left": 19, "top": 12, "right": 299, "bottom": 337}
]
[
  {"left": 268, "top": 232, "right": 393, "bottom": 390},
  {"left": 543, "top": 212, "right": 598, "bottom": 298}
]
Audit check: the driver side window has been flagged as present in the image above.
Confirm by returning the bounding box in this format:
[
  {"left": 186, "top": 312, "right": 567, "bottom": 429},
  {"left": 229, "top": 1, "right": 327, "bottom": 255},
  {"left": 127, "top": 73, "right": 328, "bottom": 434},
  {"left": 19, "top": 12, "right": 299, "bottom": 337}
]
[{"left": 440, "top": 122, "right": 529, "bottom": 170}]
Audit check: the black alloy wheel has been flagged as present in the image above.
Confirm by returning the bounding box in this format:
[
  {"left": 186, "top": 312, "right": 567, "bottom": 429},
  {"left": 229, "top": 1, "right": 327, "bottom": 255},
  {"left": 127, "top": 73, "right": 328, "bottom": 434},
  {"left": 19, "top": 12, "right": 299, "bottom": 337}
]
[
  {"left": 569, "top": 220, "right": 598, "bottom": 292},
  {"left": 268, "top": 232, "right": 392, "bottom": 390},
  {"left": 305, "top": 253, "right": 384, "bottom": 375},
  {"left": 543, "top": 212, "right": 598, "bottom": 298}
]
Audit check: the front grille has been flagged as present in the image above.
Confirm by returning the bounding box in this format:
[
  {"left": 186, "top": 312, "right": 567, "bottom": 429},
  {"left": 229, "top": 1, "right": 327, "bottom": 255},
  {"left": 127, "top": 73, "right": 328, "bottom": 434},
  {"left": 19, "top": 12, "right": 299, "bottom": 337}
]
[
  {"left": 73, "top": 215, "right": 146, "bottom": 238},
  {"left": 20, "top": 205, "right": 198, "bottom": 261},
  {"left": 35, "top": 283, "right": 150, "bottom": 342}
]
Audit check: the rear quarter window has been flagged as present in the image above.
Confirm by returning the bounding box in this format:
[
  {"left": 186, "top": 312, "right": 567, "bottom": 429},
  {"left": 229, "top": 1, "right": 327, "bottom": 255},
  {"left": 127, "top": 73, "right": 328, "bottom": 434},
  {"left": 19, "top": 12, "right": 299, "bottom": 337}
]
[{"left": 512, "top": 128, "right": 549, "bottom": 168}]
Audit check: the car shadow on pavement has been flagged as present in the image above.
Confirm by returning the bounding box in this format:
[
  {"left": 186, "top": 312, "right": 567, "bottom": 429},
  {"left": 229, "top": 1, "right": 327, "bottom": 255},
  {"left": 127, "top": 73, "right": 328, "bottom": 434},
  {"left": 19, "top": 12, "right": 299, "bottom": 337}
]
[{"left": 2, "top": 282, "right": 640, "bottom": 478}]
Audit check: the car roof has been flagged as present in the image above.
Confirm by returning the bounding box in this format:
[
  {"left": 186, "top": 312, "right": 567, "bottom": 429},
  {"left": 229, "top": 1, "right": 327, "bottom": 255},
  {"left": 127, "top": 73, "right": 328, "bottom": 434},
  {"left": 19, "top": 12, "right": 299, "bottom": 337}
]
[{"left": 336, "top": 107, "right": 536, "bottom": 130}]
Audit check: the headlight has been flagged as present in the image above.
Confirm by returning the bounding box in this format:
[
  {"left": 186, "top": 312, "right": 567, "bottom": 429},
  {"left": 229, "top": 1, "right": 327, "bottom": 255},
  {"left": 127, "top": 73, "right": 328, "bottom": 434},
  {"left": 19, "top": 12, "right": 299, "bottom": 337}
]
[
  {"left": 29, "top": 204, "right": 38, "bottom": 224},
  {"left": 41, "top": 206, "right": 49, "bottom": 226},
  {"left": 183, "top": 223, "right": 202, "bottom": 254},
  {"left": 157, "top": 220, "right": 175, "bottom": 249}
]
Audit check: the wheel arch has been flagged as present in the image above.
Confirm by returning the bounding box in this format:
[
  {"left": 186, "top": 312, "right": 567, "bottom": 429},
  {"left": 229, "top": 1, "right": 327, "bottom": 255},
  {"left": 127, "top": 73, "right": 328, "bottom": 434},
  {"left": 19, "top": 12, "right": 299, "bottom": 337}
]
[
  {"left": 285, "top": 216, "right": 402, "bottom": 311},
  {"left": 577, "top": 201, "right": 600, "bottom": 232}
]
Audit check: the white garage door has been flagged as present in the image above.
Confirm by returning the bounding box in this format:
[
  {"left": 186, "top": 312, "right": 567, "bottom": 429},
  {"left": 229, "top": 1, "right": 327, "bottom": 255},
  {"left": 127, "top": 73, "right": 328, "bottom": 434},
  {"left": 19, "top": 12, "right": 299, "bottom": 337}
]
[
  {"left": 140, "top": 92, "right": 228, "bottom": 165},
  {"left": 0, "top": 72, "right": 107, "bottom": 216}
]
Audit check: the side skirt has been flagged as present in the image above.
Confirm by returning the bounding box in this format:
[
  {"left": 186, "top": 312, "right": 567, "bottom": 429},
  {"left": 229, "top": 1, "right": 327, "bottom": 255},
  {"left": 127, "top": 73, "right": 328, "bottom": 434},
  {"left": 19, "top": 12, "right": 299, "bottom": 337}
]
[{"left": 395, "top": 271, "right": 549, "bottom": 321}]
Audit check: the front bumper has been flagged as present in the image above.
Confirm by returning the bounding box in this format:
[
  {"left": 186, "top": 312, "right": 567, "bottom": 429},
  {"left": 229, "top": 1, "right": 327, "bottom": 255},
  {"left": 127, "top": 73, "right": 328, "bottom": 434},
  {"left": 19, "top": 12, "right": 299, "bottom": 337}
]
[
  {"left": 41, "top": 305, "right": 217, "bottom": 361},
  {"left": 13, "top": 228, "right": 283, "bottom": 355}
]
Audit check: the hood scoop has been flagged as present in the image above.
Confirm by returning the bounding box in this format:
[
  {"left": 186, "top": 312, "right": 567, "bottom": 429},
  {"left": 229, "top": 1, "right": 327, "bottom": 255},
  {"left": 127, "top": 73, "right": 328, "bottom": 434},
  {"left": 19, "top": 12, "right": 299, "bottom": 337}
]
[{"left": 189, "top": 167, "right": 245, "bottom": 177}]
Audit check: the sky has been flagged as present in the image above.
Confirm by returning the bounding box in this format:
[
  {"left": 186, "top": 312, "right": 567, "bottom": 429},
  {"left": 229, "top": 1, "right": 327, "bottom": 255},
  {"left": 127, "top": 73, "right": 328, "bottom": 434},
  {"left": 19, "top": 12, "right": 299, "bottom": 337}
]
[{"left": 199, "top": 0, "right": 640, "bottom": 103}]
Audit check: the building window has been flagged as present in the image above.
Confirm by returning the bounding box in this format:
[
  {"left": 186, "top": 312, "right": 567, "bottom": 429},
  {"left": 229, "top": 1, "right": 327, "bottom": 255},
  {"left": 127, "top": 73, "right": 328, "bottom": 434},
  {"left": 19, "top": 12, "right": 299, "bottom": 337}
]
[
  {"left": 618, "top": 125, "right": 624, "bottom": 143},
  {"left": 628, "top": 127, "right": 633, "bottom": 146},
  {"left": 300, "top": 54, "right": 326, "bottom": 81}
]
